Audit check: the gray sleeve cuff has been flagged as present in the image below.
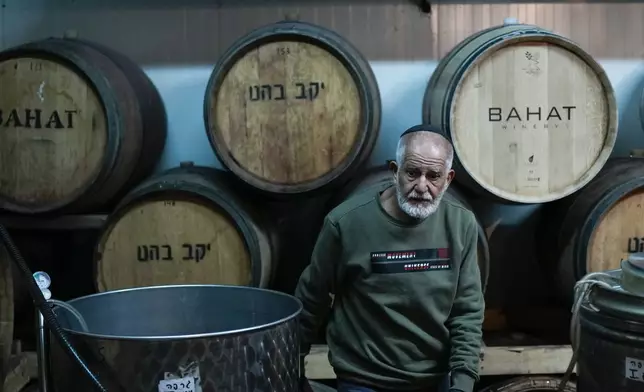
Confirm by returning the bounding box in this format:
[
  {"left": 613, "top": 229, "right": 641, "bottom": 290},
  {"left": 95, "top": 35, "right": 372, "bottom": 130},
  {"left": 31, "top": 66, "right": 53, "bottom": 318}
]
[{"left": 450, "top": 370, "right": 476, "bottom": 392}]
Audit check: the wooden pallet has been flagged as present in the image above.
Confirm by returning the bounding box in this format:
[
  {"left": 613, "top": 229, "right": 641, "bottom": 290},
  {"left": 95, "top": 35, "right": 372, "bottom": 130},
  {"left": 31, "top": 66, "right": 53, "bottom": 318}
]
[{"left": 304, "top": 344, "right": 576, "bottom": 379}]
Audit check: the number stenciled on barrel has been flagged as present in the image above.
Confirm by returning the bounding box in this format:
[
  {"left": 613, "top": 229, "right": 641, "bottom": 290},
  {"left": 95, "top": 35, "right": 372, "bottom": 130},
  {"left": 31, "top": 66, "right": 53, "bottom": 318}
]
[
  {"left": 0, "top": 109, "right": 79, "bottom": 129},
  {"left": 276, "top": 47, "right": 290, "bottom": 55},
  {"left": 137, "top": 244, "right": 211, "bottom": 263},
  {"left": 247, "top": 82, "right": 326, "bottom": 102},
  {"left": 29, "top": 61, "right": 44, "bottom": 72}
]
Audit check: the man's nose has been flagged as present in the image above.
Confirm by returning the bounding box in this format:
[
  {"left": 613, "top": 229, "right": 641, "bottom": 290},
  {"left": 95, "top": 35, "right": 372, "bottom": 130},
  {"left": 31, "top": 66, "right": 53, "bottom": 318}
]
[{"left": 416, "top": 176, "right": 430, "bottom": 192}]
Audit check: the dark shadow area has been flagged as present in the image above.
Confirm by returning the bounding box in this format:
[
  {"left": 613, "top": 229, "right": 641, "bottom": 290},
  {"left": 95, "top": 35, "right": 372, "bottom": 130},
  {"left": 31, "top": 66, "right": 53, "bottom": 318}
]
[
  {"left": 610, "top": 65, "right": 644, "bottom": 158},
  {"left": 9, "top": 229, "right": 98, "bottom": 351}
]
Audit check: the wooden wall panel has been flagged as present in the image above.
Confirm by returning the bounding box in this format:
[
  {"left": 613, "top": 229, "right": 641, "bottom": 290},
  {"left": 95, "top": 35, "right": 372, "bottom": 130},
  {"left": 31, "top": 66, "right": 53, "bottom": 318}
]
[
  {"left": 214, "top": 2, "right": 644, "bottom": 61},
  {"left": 2, "top": 1, "right": 644, "bottom": 64},
  {"left": 214, "top": 2, "right": 435, "bottom": 61},
  {"left": 433, "top": 2, "right": 644, "bottom": 59}
]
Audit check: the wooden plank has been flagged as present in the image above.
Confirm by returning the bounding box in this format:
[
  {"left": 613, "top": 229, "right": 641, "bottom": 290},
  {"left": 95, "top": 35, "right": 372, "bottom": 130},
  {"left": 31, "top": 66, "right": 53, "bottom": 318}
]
[{"left": 305, "top": 344, "right": 576, "bottom": 379}]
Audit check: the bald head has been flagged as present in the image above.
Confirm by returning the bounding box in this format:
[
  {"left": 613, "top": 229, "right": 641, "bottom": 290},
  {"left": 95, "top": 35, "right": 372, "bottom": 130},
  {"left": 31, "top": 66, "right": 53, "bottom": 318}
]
[{"left": 395, "top": 131, "right": 454, "bottom": 171}]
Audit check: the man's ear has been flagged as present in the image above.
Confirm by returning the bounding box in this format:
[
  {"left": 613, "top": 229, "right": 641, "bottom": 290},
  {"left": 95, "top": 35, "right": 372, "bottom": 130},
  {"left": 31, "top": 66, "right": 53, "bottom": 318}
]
[
  {"left": 446, "top": 169, "right": 455, "bottom": 185},
  {"left": 388, "top": 160, "right": 398, "bottom": 179}
]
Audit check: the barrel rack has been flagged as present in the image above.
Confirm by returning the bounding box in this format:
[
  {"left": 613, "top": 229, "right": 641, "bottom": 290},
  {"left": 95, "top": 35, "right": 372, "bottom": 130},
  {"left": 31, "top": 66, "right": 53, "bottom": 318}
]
[{"left": 0, "top": 214, "right": 576, "bottom": 388}]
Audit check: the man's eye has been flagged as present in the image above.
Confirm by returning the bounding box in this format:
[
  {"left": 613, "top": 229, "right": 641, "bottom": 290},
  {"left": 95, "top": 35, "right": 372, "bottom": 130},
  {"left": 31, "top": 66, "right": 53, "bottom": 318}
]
[{"left": 406, "top": 170, "right": 416, "bottom": 177}]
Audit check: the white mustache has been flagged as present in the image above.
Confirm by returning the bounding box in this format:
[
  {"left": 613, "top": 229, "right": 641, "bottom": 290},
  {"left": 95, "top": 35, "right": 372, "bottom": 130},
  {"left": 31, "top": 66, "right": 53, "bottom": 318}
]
[{"left": 407, "top": 192, "right": 433, "bottom": 201}]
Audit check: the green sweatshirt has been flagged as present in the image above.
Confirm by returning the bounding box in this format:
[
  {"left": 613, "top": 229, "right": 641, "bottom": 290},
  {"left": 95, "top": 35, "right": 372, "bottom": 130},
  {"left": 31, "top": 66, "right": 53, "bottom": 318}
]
[{"left": 295, "top": 185, "right": 484, "bottom": 392}]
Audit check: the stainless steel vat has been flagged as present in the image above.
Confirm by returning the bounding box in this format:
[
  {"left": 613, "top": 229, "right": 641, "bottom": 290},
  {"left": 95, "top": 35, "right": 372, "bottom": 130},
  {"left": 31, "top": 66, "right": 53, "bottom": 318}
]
[{"left": 49, "top": 285, "right": 302, "bottom": 392}]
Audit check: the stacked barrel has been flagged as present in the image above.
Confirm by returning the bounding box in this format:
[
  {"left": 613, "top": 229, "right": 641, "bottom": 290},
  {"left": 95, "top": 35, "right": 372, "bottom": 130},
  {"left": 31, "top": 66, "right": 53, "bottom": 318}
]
[
  {"left": 95, "top": 21, "right": 382, "bottom": 292},
  {"left": 0, "top": 38, "right": 167, "bottom": 214},
  {"left": 0, "top": 37, "right": 168, "bottom": 384}
]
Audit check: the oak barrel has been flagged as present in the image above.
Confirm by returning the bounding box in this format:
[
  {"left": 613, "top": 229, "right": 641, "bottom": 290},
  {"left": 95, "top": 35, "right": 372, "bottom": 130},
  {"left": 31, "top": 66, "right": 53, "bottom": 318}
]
[
  {"left": 423, "top": 23, "right": 618, "bottom": 204},
  {"left": 95, "top": 163, "right": 275, "bottom": 292},
  {"left": 204, "top": 20, "right": 381, "bottom": 196},
  {"left": 332, "top": 165, "right": 490, "bottom": 292},
  {"left": 0, "top": 38, "right": 167, "bottom": 214},
  {"left": 479, "top": 376, "right": 576, "bottom": 391},
  {"left": 540, "top": 158, "right": 644, "bottom": 303}
]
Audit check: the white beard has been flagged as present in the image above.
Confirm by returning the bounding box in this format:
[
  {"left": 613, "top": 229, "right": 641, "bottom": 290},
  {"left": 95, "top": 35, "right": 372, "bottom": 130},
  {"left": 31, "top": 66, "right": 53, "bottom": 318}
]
[{"left": 396, "top": 185, "right": 446, "bottom": 220}]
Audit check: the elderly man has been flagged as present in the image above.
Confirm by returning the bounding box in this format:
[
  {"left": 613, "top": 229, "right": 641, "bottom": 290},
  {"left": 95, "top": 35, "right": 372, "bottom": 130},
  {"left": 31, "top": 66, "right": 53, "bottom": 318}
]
[{"left": 296, "top": 124, "right": 484, "bottom": 392}]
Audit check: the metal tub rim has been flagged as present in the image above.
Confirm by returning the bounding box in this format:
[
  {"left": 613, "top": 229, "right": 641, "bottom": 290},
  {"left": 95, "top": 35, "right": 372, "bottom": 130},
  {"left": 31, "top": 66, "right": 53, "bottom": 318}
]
[{"left": 55, "top": 284, "right": 303, "bottom": 341}]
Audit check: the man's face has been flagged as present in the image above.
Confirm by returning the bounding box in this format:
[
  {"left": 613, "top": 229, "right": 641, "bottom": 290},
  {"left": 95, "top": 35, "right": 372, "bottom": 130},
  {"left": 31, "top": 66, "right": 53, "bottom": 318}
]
[{"left": 394, "top": 140, "right": 454, "bottom": 220}]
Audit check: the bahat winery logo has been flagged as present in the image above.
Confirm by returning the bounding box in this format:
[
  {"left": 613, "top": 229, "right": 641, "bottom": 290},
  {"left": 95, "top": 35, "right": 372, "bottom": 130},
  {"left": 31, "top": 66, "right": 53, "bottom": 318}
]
[
  {"left": 0, "top": 108, "right": 79, "bottom": 129},
  {"left": 487, "top": 105, "right": 577, "bottom": 130}
]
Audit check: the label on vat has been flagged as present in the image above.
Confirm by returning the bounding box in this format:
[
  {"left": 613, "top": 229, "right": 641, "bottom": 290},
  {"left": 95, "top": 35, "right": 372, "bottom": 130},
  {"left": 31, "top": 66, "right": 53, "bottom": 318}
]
[
  {"left": 625, "top": 357, "right": 644, "bottom": 383},
  {"left": 158, "top": 376, "right": 196, "bottom": 392}
]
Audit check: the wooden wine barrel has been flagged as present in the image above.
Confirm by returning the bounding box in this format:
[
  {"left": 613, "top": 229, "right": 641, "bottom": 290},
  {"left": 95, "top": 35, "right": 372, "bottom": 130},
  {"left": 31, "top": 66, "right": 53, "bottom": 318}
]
[
  {"left": 95, "top": 163, "right": 275, "bottom": 292},
  {"left": 480, "top": 376, "right": 576, "bottom": 391},
  {"left": 540, "top": 158, "right": 644, "bottom": 303},
  {"left": 0, "top": 38, "right": 167, "bottom": 214},
  {"left": 204, "top": 20, "right": 381, "bottom": 196},
  {"left": 423, "top": 23, "right": 618, "bottom": 204},
  {"left": 332, "top": 165, "right": 490, "bottom": 292}
]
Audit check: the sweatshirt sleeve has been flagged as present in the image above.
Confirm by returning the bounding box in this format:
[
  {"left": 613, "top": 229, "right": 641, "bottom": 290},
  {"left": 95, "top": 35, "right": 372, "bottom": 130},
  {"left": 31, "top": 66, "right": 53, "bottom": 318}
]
[
  {"left": 294, "top": 217, "right": 343, "bottom": 355},
  {"left": 446, "top": 214, "right": 485, "bottom": 392}
]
